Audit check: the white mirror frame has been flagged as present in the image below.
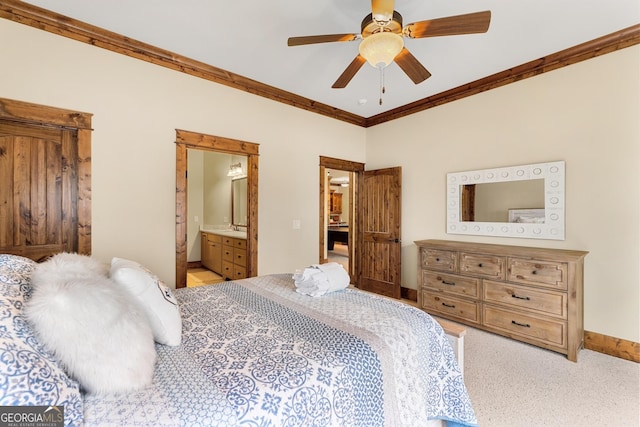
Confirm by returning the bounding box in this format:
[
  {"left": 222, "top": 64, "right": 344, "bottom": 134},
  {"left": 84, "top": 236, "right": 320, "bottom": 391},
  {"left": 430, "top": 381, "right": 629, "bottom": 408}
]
[{"left": 446, "top": 161, "right": 565, "bottom": 240}]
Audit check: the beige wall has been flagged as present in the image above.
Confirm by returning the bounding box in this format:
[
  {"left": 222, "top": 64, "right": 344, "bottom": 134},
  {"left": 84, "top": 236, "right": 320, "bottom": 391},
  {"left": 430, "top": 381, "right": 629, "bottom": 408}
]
[
  {"left": 202, "top": 153, "right": 233, "bottom": 227},
  {"left": 474, "top": 179, "right": 545, "bottom": 222},
  {"left": 365, "top": 46, "right": 640, "bottom": 342},
  {"left": 1, "top": 18, "right": 637, "bottom": 343},
  {"left": 0, "top": 19, "right": 367, "bottom": 282}
]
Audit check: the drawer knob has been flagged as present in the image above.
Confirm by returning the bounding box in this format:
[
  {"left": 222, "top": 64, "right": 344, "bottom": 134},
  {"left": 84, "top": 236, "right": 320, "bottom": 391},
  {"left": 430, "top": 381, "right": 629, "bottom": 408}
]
[
  {"left": 442, "top": 280, "right": 456, "bottom": 286},
  {"left": 511, "top": 294, "right": 531, "bottom": 301},
  {"left": 478, "top": 263, "right": 483, "bottom": 267},
  {"left": 435, "top": 258, "right": 440, "bottom": 262},
  {"left": 511, "top": 320, "right": 531, "bottom": 328},
  {"left": 442, "top": 302, "right": 456, "bottom": 308},
  {"left": 532, "top": 270, "right": 538, "bottom": 275}
]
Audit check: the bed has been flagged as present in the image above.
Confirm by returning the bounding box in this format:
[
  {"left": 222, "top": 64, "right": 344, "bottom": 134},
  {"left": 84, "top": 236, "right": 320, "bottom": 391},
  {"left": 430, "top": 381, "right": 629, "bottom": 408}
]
[{"left": 0, "top": 254, "right": 477, "bottom": 427}]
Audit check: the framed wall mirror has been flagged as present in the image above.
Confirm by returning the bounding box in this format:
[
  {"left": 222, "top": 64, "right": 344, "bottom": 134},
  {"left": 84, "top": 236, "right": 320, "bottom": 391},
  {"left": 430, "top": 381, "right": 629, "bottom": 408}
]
[
  {"left": 446, "top": 161, "right": 565, "bottom": 240},
  {"left": 232, "top": 177, "right": 248, "bottom": 226}
]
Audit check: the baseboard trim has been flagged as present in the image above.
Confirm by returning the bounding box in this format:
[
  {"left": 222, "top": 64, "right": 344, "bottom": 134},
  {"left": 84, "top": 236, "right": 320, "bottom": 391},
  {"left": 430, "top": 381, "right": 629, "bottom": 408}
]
[
  {"left": 401, "top": 287, "right": 417, "bottom": 302},
  {"left": 187, "top": 261, "right": 202, "bottom": 269},
  {"left": 584, "top": 330, "right": 639, "bottom": 363},
  {"left": 402, "top": 287, "right": 638, "bottom": 363}
]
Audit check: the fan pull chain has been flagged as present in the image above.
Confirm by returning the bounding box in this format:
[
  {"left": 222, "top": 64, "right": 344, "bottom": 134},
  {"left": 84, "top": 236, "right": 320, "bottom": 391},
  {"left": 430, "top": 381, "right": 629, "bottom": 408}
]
[{"left": 379, "top": 67, "right": 386, "bottom": 105}]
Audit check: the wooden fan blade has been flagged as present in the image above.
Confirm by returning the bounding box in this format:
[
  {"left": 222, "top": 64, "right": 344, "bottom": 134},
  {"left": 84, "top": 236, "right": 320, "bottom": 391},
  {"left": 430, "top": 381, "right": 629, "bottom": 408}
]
[
  {"left": 332, "top": 55, "right": 367, "bottom": 88},
  {"left": 371, "top": 0, "right": 395, "bottom": 21},
  {"left": 394, "top": 48, "right": 431, "bottom": 84},
  {"left": 288, "top": 34, "right": 359, "bottom": 46},
  {"left": 404, "top": 10, "right": 491, "bottom": 39}
]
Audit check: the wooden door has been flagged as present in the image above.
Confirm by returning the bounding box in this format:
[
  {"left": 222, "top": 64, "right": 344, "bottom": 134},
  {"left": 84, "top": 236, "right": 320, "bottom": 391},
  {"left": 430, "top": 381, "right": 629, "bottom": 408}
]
[
  {"left": 358, "top": 167, "right": 401, "bottom": 298},
  {"left": 0, "top": 121, "right": 79, "bottom": 260}
]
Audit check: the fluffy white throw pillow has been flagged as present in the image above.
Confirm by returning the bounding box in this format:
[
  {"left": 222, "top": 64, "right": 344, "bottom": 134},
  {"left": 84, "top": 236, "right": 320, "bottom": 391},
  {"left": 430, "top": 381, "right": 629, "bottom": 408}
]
[
  {"left": 25, "top": 253, "right": 157, "bottom": 395},
  {"left": 110, "top": 257, "right": 182, "bottom": 346}
]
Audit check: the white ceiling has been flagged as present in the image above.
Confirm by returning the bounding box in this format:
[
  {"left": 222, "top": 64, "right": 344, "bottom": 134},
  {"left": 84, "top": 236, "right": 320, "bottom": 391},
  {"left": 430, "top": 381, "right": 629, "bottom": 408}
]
[{"left": 27, "top": 0, "right": 640, "bottom": 119}]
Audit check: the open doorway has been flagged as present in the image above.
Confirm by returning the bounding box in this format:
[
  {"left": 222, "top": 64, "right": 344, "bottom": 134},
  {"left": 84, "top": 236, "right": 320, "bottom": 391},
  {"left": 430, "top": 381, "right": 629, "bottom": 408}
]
[
  {"left": 185, "top": 151, "right": 248, "bottom": 287},
  {"left": 319, "top": 156, "right": 364, "bottom": 284},
  {"left": 326, "top": 169, "right": 351, "bottom": 271},
  {"left": 175, "top": 130, "right": 259, "bottom": 289},
  {"left": 319, "top": 158, "right": 403, "bottom": 299}
]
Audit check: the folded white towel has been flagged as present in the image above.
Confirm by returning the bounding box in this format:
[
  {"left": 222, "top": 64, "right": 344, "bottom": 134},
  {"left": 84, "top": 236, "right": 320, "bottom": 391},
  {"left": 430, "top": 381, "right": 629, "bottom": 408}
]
[
  {"left": 293, "top": 263, "right": 350, "bottom": 297},
  {"left": 294, "top": 279, "right": 330, "bottom": 297},
  {"left": 292, "top": 267, "right": 319, "bottom": 283},
  {"left": 315, "top": 263, "right": 350, "bottom": 289}
]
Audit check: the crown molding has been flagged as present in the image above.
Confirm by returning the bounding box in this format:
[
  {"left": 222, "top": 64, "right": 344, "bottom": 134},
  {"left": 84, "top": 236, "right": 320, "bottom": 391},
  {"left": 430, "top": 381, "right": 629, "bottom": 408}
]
[
  {"left": 365, "top": 23, "right": 640, "bottom": 127},
  {"left": 1, "top": 1, "right": 638, "bottom": 128},
  {"left": 0, "top": 0, "right": 366, "bottom": 127}
]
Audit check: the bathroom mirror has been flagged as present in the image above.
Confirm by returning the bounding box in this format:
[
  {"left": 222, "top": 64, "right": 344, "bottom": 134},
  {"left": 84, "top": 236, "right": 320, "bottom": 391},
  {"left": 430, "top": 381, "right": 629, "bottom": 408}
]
[
  {"left": 232, "top": 177, "right": 248, "bottom": 226},
  {"left": 446, "top": 161, "right": 565, "bottom": 240}
]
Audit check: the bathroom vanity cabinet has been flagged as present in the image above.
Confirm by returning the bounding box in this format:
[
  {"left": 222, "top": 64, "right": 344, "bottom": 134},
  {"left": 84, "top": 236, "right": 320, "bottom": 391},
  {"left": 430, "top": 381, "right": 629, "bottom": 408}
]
[
  {"left": 201, "top": 231, "right": 247, "bottom": 280},
  {"left": 201, "top": 232, "right": 222, "bottom": 274},
  {"left": 222, "top": 235, "right": 247, "bottom": 280}
]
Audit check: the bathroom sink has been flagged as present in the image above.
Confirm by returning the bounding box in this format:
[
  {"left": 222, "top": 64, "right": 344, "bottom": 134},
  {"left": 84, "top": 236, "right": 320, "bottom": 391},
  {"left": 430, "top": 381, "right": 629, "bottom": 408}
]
[{"left": 201, "top": 228, "right": 247, "bottom": 239}]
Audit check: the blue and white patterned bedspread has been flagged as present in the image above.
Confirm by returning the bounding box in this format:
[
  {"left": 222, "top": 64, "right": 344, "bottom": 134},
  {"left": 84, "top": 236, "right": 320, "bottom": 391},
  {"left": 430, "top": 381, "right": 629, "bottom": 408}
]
[{"left": 83, "top": 274, "right": 477, "bottom": 426}]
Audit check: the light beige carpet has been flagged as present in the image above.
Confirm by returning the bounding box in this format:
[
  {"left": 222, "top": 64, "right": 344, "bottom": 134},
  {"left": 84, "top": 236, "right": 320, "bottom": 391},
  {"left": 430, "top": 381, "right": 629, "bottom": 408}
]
[
  {"left": 328, "top": 243, "right": 349, "bottom": 270},
  {"left": 462, "top": 326, "right": 640, "bottom": 426}
]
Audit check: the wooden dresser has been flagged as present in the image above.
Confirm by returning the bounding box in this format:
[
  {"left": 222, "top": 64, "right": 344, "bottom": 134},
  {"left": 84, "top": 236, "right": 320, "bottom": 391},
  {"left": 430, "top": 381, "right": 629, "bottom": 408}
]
[{"left": 415, "top": 239, "right": 588, "bottom": 361}]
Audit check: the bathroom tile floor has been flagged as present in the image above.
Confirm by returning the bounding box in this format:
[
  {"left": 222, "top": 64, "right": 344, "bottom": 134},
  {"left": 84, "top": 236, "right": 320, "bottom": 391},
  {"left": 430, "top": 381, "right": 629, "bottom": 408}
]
[{"left": 186, "top": 268, "right": 225, "bottom": 287}]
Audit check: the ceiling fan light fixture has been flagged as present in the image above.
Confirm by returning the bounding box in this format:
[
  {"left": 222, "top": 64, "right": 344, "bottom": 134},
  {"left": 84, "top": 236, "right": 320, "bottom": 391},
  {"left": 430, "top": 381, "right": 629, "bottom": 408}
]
[
  {"left": 358, "top": 32, "right": 404, "bottom": 68},
  {"left": 371, "top": 0, "right": 395, "bottom": 24}
]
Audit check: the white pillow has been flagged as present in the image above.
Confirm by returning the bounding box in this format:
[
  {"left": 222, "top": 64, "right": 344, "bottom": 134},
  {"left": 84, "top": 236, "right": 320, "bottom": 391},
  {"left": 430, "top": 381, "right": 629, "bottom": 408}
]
[
  {"left": 110, "top": 257, "right": 182, "bottom": 346},
  {"left": 25, "top": 253, "right": 157, "bottom": 395},
  {"left": 41, "top": 251, "right": 109, "bottom": 277},
  {"left": 0, "top": 254, "right": 84, "bottom": 425}
]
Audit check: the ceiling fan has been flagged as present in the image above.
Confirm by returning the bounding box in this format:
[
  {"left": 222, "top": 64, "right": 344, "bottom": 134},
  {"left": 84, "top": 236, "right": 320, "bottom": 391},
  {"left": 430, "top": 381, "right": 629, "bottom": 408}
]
[{"left": 287, "top": 0, "right": 491, "bottom": 89}]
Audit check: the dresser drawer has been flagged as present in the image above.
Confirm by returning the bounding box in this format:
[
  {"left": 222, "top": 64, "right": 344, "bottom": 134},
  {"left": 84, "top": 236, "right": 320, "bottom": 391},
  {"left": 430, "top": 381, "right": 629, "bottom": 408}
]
[
  {"left": 483, "top": 280, "right": 567, "bottom": 318},
  {"left": 460, "top": 252, "right": 505, "bottom": 279},
  {"left": 222, "top": 247, "right": 234, "bottom": 262},
  {"left": 421, "top": 248, "right": 457, "bottom": 272},
  {"left": 222, "top": 261, "right": 234, "bottom": 278},
  {"left": 483, "top": 306, "right": 566, "bottom": 348},
  {"left": 423, "top": 271, "right": 479, "bottom": 298},
  {"left": 206, "top": 232, "right": 222, "bottom": 243},
  {"left": 421, "top": 292, "right": 480, "bottom": 324},
  {"left": 234, "top": 248, "right": 247, "bottom": 267},
  {"left": 234, "top": 238, "right": 247, "bottom": 249},
  {"left": 233, "top": 265, "right": 247, "bottom": 279},
  {"left": 508, "top": 258, "right": 568, "bottom": 290}
]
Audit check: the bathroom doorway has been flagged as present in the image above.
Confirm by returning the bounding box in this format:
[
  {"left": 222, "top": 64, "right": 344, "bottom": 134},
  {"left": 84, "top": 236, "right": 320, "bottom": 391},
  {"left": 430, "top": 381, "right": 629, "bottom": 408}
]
[
  {"left": 185, "top": 151, "right": 247, "bottom": 287},
  {"left": 175, "top": 130, "right": 259, "bottom": 288}
]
